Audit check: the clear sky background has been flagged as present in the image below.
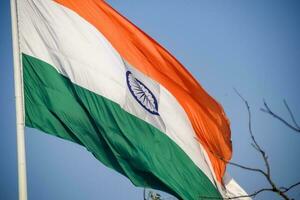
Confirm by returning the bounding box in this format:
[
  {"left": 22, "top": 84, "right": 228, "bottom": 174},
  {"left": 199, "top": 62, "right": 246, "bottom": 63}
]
[{"left": 1, "top": 0, "right": 300, "bottom": 200}]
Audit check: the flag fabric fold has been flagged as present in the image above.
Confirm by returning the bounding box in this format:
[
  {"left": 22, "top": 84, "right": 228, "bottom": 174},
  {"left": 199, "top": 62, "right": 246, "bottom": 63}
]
[{"left": 18, "top": 0, "right": 248, "bottom": 199}]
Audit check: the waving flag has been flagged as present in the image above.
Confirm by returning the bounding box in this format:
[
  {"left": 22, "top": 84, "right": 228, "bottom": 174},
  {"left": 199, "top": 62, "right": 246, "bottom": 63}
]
[{"left": 18, "top": 0, "right": 248, "bottom": 199}]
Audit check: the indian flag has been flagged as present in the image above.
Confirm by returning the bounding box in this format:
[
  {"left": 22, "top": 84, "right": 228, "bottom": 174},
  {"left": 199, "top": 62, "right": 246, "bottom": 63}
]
[{"left": 17, "top": 0, "right": 248, "bottom": 199}]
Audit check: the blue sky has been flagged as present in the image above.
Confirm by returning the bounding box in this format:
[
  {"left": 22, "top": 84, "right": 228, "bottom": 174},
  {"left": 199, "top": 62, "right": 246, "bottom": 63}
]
[{"left": 1, "top": 0, "right": 300, "bottom": 199}]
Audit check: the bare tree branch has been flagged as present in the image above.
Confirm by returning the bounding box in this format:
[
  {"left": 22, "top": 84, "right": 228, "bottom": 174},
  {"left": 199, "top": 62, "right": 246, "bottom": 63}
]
[
  {"left": 200, "top": 89, "right": 294, "bottom": 200},
  {"left": 280, "top": 181, "right": 300, "bottom": 193},
  {"left": 199, "top": 182, "right": 300, "bottom": 200},
  {"left": 260, "top": 100, "right": 300, "bottom": 133},
  {"left": 234, "top": 89, "right": 271, "bottom": 177},
  {"left": 283, "top": 100, "right": 300, "bottom": 130},
  {"left": 199, "top": 188, "right": 274, "bottom": 200}
]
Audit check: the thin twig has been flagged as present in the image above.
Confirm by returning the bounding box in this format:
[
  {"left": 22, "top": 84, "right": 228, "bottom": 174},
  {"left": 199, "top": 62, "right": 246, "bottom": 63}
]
[
  {"left": 283, "top": 100, "right": 300, "bottom": 130},
  {"left": 280, "top": 181, "right": 300, "bottom": 193},
  {"left": 206, "top": 147, "right": 267, "bottom": 177},
  {"left": 234, "top": 89, "right": 271, "bottom": 177},
  {"left": 261, "top": 100, "right": 300, "bottom": 133}
]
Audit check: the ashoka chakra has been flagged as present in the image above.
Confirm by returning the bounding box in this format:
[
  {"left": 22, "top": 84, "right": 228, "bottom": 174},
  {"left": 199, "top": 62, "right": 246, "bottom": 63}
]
[{"left": 126, "top": 71, "right": 159, "bottom": 115}]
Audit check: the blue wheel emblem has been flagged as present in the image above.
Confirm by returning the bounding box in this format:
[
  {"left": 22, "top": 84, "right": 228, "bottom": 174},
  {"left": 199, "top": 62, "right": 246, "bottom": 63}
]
[{"left": 126, "top": 71, "right": 159, "bottom": 115}]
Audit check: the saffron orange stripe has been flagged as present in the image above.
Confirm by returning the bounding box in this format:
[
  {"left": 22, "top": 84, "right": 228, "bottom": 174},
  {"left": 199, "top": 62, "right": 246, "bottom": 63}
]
[{"left": 55, "top": 0, "right": 232, "bottom": 182}]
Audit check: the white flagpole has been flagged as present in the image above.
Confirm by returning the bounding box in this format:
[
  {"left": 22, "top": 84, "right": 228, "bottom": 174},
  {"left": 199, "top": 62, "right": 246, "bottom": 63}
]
[{"left": 10, "top": 0, "right": 28, "bottom": 199}]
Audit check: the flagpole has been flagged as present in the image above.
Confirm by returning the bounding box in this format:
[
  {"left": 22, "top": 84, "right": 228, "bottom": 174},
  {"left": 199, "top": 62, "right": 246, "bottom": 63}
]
[{"left": 10, "top": 0, "right": 28, "bottom": 199}]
